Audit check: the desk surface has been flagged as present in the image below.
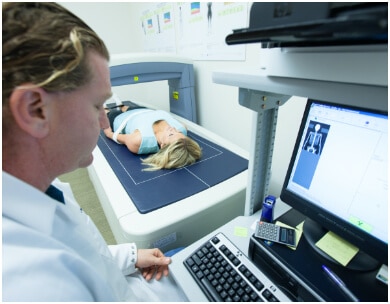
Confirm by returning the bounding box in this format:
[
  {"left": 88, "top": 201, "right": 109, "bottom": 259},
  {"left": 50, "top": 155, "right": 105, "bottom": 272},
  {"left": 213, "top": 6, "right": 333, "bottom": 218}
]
[
  {"left": 170, "top": 200, "right": 387, "bottom": 301},
  {"left": 170, "top": 199, "right": 291, "bottom": 301}
]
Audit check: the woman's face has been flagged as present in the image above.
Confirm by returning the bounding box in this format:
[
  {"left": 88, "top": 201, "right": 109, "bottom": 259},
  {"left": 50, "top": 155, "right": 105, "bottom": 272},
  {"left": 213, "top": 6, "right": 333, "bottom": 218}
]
[{"left": 160, "top": 126, "right": 185, "bottom": 148}]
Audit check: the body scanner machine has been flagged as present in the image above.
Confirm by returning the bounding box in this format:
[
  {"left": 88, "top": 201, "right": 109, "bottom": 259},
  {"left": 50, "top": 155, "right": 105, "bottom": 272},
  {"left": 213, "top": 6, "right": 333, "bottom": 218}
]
[{"left": 87, "top": 53, "right": 248, "bottom": 251}]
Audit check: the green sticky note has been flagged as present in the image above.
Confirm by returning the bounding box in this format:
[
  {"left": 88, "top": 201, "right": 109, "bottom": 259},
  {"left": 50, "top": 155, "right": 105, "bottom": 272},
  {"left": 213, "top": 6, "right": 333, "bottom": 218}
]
[
  {"left": 234, "top": 226, "right": 248, "bottom": 237},
  {"left": 349, "top": 215, "right": 372, "bottom": 233}
]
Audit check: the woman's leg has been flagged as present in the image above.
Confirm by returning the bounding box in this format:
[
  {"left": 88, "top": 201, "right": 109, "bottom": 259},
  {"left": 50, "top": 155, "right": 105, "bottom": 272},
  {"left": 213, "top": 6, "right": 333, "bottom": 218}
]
[{"left": 107, "top": 109, "right": 122, "bottom": 130}]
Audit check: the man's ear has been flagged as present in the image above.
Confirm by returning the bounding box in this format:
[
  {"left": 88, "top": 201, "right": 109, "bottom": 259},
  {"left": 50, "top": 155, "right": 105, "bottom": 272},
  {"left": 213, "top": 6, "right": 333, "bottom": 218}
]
[{"left": 8, "top": 86, "right": 50, "bottom": 138}]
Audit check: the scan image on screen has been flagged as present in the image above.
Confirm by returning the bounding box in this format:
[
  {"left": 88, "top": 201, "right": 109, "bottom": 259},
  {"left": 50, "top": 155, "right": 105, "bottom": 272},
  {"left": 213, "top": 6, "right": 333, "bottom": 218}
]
[
  {"left": 281, "top": 99, "right": 388, "bottom": 269},
  {"left": 292, "top": 121, "right": 330, "bottom": 189}
]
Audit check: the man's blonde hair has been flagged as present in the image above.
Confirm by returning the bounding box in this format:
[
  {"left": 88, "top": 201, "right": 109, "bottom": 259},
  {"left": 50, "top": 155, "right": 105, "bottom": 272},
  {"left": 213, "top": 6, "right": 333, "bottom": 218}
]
[
  {"left": 2, "top": 2, "right": 109, "bottom": 132},
  {"left": 142, "top": 137, "right": 202, "bottom": 171}
]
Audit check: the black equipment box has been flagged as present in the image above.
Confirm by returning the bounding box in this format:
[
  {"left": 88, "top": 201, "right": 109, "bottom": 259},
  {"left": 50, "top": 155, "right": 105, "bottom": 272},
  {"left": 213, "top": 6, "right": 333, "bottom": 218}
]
[
  {"left": 226, "top": 2, "right": 388, "bottom": 48},
  {"left": 248, "top": 209, "right": 388, "bottom": 301}
]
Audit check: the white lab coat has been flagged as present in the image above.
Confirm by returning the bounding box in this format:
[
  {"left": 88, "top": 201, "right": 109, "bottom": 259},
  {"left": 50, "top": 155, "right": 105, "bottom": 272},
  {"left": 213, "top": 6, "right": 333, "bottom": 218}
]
[{"left": 2, "top": 171, "right": 187, "bottom": 301}]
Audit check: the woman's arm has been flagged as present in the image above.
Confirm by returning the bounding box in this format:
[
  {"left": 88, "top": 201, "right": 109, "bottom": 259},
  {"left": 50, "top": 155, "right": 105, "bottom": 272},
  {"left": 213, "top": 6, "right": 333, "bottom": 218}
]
[{"left": 103, "top": 127, "right": 141, "bottom": 153}]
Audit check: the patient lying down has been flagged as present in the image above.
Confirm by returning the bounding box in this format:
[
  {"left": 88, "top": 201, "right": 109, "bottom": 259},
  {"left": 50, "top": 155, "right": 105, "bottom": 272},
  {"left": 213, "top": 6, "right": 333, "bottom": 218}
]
[{"left": 103, "top": 103, "right": 202, "bottom": 171}]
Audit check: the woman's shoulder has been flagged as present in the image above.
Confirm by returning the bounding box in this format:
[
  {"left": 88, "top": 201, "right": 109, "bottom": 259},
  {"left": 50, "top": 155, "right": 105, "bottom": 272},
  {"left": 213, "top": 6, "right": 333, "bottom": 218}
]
[
  {"left": 153, "top": 110, "right": 182, "bottom": 124},
  {"left": 153, "top": 109, "right": 173, "bottom": 117}
]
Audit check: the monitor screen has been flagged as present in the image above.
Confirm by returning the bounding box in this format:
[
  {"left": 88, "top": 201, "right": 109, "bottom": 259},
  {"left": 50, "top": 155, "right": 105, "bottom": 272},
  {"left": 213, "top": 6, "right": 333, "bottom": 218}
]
[{"left": 281, "top": 99, "right": 388, "bottom": 269}]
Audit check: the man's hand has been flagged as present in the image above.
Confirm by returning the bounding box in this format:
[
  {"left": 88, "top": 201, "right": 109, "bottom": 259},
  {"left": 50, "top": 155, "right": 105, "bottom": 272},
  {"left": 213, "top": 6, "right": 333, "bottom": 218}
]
[{"left": 136, "top": 248, "right": 171, "bottom": 281}]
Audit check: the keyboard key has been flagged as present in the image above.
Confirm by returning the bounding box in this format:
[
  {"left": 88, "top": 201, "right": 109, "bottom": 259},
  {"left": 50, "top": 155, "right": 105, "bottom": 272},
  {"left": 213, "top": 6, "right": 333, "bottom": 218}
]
[{"left": 211, "top": 237, "right": 220, "bottom": 245}]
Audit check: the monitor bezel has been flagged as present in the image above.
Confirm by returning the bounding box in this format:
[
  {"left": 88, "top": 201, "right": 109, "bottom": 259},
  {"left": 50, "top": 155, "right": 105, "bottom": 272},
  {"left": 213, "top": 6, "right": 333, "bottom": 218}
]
[{"left": 280, "top": 98, "right": 388, "bottom": 266}]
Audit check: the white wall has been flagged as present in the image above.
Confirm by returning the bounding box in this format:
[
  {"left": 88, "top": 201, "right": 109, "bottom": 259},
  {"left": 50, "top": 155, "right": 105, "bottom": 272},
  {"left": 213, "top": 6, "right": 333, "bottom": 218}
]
[
  {"left": 61, "top": 2, "right": 306, "bottom": 197},
  {"left": 60, "top": 2, "right": 138, "bottom": 54}
]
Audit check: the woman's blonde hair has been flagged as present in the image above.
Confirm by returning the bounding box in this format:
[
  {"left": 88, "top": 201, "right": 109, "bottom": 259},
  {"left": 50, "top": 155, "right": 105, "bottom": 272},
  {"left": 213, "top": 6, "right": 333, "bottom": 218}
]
[{"left": 142, "top": 137, "right": 202, "bottom": 171}]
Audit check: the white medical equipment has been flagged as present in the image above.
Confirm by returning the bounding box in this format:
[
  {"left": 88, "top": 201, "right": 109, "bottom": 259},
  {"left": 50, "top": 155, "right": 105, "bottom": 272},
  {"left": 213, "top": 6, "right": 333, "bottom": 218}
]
[{"left": 87, "top": 53, "right": 248, "bottom": 251}]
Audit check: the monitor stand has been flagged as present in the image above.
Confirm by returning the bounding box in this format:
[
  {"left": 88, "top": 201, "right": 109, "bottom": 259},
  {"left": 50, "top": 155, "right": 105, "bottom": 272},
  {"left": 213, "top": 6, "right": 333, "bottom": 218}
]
[{"left": 303, "top": 218, "right": 380, "bottom": 271}]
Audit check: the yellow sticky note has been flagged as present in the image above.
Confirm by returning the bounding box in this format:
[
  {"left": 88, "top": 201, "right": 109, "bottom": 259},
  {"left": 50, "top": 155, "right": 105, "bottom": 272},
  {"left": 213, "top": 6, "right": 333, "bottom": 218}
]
[
  {"left": 234, "top": 226, "right": 248, "bottom": 237},
  {"left": 276, "top": 221, "right": 304, "bottom": 250},
  {"left": 315, "top": 231, "right": 359, "bottom": 266}
]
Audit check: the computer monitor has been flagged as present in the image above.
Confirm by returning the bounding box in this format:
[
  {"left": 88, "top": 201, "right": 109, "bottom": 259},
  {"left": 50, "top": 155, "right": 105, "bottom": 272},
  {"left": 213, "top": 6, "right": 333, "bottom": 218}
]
[{"left": 281, "top": 99, "right": 388, "bottom": 271}]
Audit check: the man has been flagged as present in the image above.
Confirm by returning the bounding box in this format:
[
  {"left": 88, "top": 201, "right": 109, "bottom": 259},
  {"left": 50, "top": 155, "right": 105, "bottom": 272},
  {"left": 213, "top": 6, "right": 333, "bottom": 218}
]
[{"left": 2, "top": 2, "right": 186, "bottom": 301}]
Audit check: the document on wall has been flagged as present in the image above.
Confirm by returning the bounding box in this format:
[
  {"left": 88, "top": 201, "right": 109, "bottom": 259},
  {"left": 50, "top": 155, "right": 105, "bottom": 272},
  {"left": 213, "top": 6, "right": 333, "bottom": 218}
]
[
  {"left": 140, "top": 2, "right": 248, "bottom": 61},
  {"left": 140, "top": 2, "right": 177, "bottom": 54},
  {"left": 176, "top": 2, "right": 248, "bottom": 61}
]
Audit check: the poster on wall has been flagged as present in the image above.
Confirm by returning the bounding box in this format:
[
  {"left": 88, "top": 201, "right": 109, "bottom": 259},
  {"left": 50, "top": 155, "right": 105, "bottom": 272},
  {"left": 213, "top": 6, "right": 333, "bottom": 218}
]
[
  {"left": 141, "top": 2, "right": 248, "bottom": 60},
  {"left": 140, "top": 2, "right": 176, "bottom": 54},
  {"left": 176, "top": 2, "right": 248, "bottom": 60}
]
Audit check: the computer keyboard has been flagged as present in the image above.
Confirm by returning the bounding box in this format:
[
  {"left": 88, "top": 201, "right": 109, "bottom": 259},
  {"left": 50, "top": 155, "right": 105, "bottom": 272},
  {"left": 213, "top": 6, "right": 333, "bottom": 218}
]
[{"left": 183, "top": 232, "right": 292, "bottom": 302}]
